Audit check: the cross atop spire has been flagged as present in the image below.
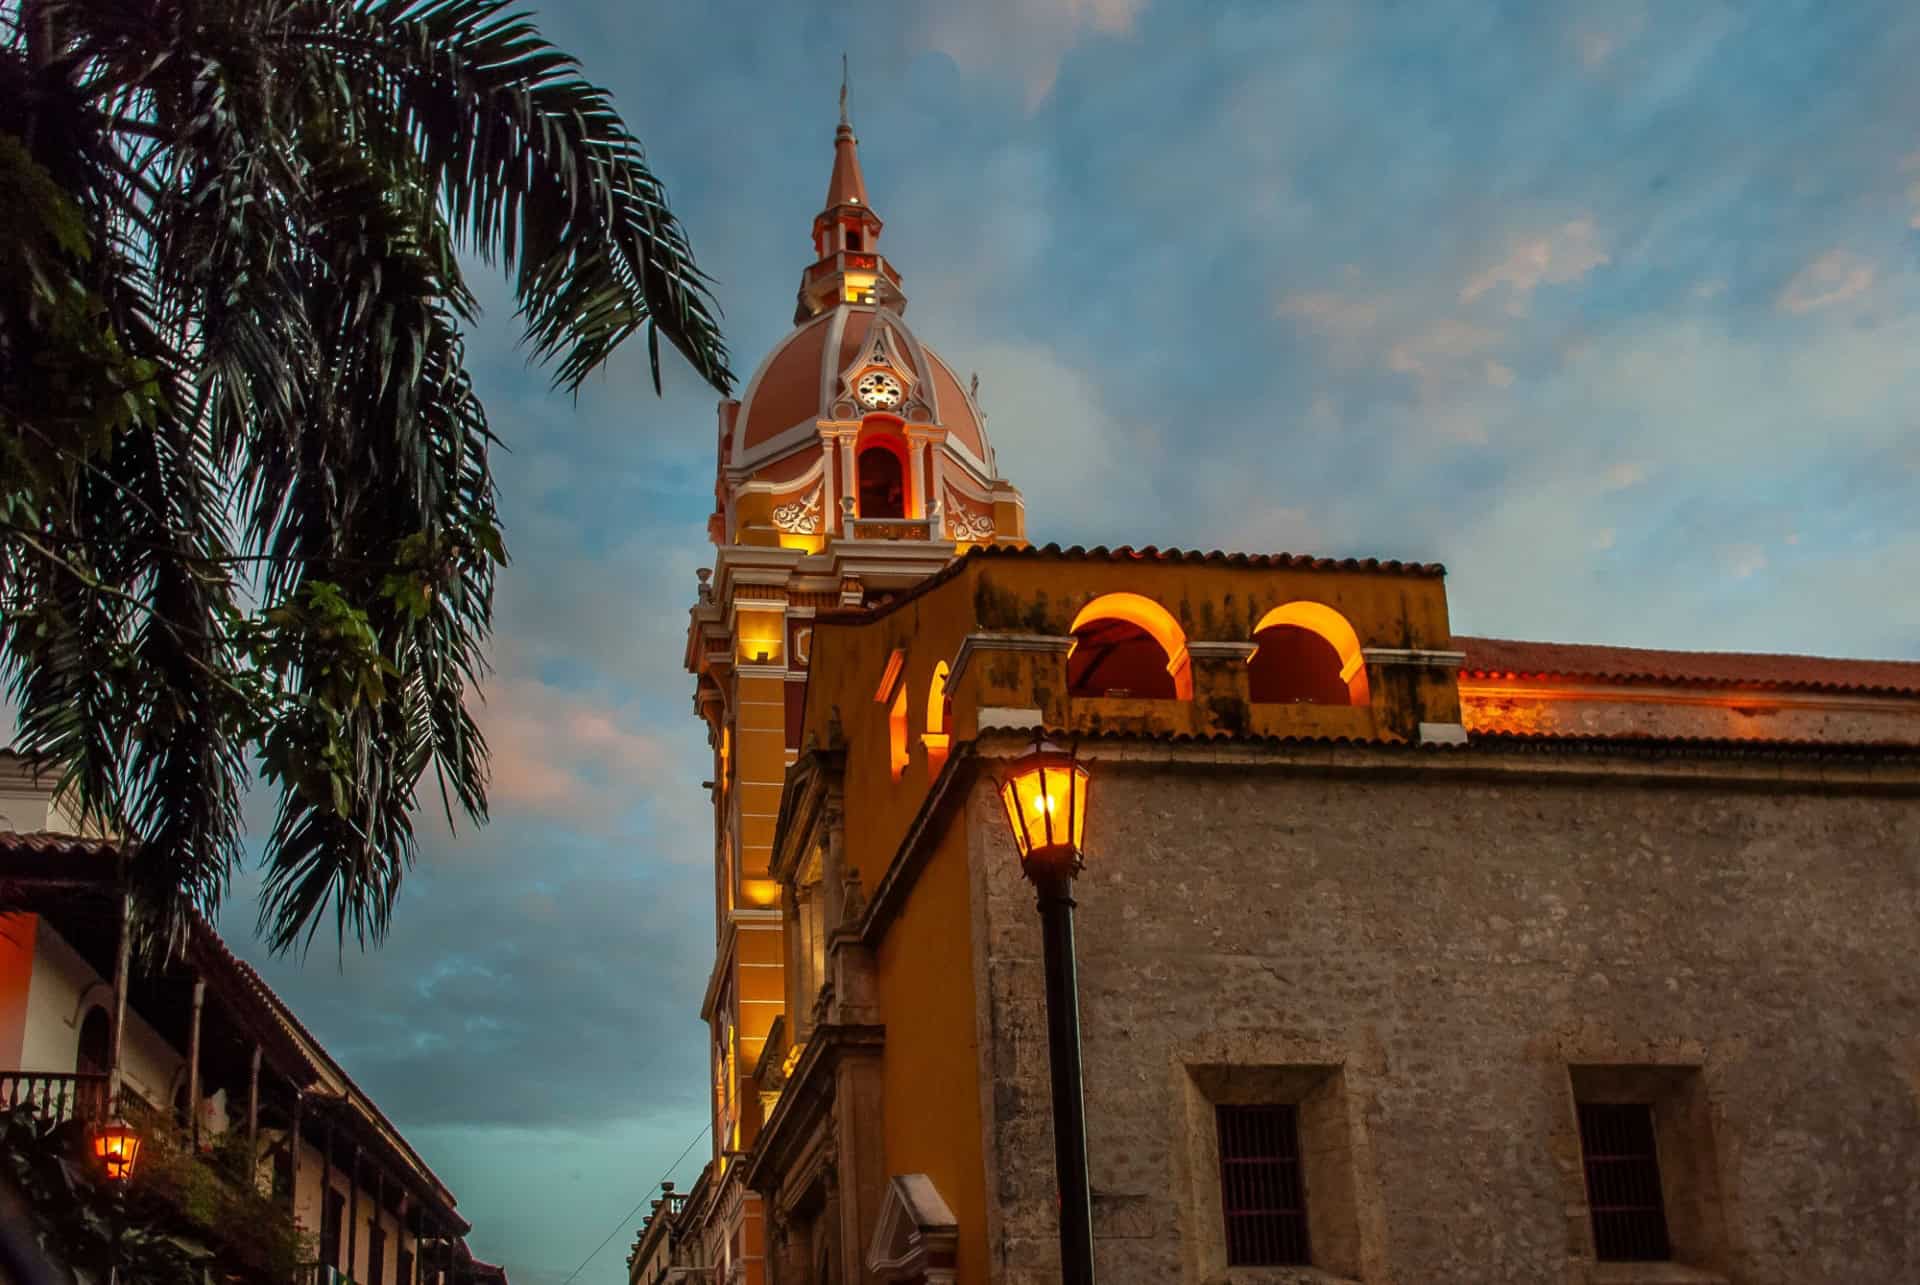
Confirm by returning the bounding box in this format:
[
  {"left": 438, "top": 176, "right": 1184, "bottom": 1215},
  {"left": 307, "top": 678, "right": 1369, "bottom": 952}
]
[{"left": 823, "top": 57, "right": 870, "bottom": 214}]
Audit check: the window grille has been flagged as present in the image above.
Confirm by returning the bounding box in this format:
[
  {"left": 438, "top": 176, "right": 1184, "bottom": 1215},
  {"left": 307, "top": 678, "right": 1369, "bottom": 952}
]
[
  {"left": 1217, "top": 1103, "right": 1310, "bottom": 1266},
  {"left": 1578, "top": 1102, "right": 1672, "bottom": 1261}
]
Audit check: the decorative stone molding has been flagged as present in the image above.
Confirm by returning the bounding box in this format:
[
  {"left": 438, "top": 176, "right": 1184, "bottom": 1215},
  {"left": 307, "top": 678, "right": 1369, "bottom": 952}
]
[
  {"left": 866, "top": 1174, "right": 959, "bottom": 1284},
  {"left": 772, "top": 487, "right": 824, "bottom": 535},
  {"left": 947, "top": 632, "right": 1075, "bottom": 687},
  {"left": 1188, "top": 640, "right": 1260, "bottom": 662}
]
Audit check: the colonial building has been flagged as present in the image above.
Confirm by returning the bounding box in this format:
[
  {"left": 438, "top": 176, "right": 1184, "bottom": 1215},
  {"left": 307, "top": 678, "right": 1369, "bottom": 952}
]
[
  {"left": 679, "top": 99, "right": 1029, "bottom": 1285},
  {"left": 674, "top": 112, "right": 1920, "bottom": 1284},
  {"left": 0, "top": 752, "right": 509, "bottom": 1285}
]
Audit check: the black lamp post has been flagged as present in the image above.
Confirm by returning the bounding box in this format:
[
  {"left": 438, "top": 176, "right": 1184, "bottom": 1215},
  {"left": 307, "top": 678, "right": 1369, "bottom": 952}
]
[{"left": 998, "top": 737, "right": 1096, "bottom": 1285}]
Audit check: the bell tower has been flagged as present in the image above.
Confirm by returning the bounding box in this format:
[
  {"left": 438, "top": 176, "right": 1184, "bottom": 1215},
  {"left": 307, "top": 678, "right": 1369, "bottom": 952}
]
[{"left": 680, "top": 97, "right": 1026, "bottom": 1285}]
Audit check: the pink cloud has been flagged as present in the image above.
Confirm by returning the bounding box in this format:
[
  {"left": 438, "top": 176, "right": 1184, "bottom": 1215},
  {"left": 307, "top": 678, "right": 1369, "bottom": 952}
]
[{"left": 1777, "top": 250, "right": 1875, "bottom": 315}]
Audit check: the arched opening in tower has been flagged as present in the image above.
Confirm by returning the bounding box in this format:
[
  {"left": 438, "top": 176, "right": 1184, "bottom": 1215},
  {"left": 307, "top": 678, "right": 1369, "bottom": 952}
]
[
  {"left": 1067, "top": 619, "right": 1179, "bottom": 699},
  {"left": 857, "top": 443, "right": 907, "bottom": 519},
  {"left": 1249, "top": 624, "right": 1353, "bottom": 705}
]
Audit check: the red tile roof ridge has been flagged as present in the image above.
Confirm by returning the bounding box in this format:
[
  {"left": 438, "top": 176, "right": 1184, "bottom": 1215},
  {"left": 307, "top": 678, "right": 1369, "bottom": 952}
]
[
  {"left": 970, "top": 541, "right": 1446, "bottom": 576},
  {"left": 1455, "top": 634, "right": 1920, "bottom": 696},
  {"left": 0, "top": 830, "right": 120, "bottom": 856}
]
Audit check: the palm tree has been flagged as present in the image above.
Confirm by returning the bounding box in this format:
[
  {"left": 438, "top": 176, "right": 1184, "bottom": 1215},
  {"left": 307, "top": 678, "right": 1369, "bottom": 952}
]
[{"left": 0, "top": 0, "right": 732, "bottom": 953}]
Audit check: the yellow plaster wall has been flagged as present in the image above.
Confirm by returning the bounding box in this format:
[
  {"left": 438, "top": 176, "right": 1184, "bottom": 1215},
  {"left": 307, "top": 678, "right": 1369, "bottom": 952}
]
[
  {"left": 804, "top": 554, "right": 1458, "bottom": 902},
  {"left": 875, "top": 821, "right": 990, "bottom": 1280}
]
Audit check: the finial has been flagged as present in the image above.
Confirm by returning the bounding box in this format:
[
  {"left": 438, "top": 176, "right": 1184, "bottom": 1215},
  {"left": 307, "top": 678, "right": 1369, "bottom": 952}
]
[{"left": 839, "top": 53, "right": 850, "bottom": 130}]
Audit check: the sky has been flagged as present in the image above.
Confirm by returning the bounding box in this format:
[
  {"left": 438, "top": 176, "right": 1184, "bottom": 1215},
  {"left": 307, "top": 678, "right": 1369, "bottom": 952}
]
[{"left": 14, "top": 1, "right": 1920, "bottom": 1281}]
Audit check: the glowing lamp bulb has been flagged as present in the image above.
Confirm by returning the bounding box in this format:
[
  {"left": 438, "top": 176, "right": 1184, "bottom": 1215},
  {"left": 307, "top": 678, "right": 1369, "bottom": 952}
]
[
  {"left": 998, "top": 739, "right": 1089, "bottom": 880},
  {"left": 92, "top": 1118, "right": 142, "bottom": 1182}
]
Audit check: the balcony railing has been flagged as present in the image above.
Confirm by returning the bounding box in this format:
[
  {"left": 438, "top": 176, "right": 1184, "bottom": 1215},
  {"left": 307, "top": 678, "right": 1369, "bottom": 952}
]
[
  {"left": 848, "top": 518, "right": 931, "bottom": 542},
  {"left": 0, "top": 1070, "right": 110, "bottom": 1125}
]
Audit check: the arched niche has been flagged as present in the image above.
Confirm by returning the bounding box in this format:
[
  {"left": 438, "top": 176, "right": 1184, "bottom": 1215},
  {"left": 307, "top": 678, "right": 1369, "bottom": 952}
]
[
  {"left": 1067, "top": 593, "right": 1194, "bottom": 700},
  {"left": 856, "top": 421, "right": 911, "bottom": 519},
  {"left": 1249, "top": 601, "right": 1369, "bottom": 706}
]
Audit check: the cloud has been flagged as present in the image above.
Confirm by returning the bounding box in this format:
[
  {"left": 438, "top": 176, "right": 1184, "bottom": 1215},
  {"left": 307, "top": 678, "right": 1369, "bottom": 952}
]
[
  {"left": 1460, "top": 219, "right": 1610, "bottom": 315},
  {"left": 478, "top": 676, "right": 669, "bottom": 825},
  {"left": 1387, "top": 320, "right": 1502, "bottom": 379},
  {"left": 1778, "top": 250, "right": 1876, "bottom": 314},
  {"left": 1275, "top": 291, "right": 1382, "bottom": 343},
  {"left": 1572, "top": 9, "right": 1646, "bottom": 69},
  {"left": 1720, "top": 543, "right": 1768, "bottom": 579},
  {"left": 915, "top": 0, "right": 1145, "bottom": 109},
  {"left": 1604, "top": 461, "right": 1650, "bottom": 491},
  {"left": 1485, "top": 360, "right": 1516, "bottom": 388}
]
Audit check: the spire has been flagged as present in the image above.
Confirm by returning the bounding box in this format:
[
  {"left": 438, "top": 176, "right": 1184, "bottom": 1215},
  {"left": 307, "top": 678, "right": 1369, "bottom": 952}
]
[
  {"left": 824, "top": 54, "right": 871, "bottom": 213},
  {"left": 796, "top": 70, "right": 898, "bottom": 321}
]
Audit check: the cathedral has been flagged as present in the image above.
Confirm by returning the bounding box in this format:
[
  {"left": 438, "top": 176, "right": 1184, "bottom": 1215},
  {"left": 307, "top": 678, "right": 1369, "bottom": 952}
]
[{"left": 632, "top": 106, "right": 1920, "bottom": 1285}]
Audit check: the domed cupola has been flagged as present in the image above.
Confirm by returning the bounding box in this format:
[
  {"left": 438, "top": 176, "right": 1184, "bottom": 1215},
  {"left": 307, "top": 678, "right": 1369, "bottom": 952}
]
[{"left": 709, "top": 94, "right": 1025, "bottom": 560}]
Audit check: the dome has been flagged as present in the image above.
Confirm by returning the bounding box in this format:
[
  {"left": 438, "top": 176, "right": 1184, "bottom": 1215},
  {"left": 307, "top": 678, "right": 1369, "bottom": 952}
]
[{"left": 729, "top": 304, "right": 993, "bottom": 475}]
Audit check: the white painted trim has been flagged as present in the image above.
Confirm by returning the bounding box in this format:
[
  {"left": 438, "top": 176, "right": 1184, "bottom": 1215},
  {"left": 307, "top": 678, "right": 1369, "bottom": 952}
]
[
  {"left": 1361, "top": 647, "right": 1468, "bottom": 670},
  {"left": 976, "top": 706, "right": 1044, "bottom": 730},
  {"left": 1188, "top": 640, "right": 1259, "bottom": 662}
]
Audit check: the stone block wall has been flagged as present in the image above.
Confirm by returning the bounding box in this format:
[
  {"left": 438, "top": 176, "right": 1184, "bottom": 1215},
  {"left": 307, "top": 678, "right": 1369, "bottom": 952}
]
[{"left": 968, "top": 752, "right": 1920, "bottom": 1284}]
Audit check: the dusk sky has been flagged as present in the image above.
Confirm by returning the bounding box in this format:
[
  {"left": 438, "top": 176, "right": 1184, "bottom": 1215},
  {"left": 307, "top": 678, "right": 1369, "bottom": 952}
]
[{"left": 11, "top": 1, "right": 1920, "bottom": 1281}]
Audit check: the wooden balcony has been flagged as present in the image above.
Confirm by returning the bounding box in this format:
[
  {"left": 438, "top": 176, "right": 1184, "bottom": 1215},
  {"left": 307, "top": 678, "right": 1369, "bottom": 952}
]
[{"left": 0, "top": 1069, "right": 110, "bottom": 1125}]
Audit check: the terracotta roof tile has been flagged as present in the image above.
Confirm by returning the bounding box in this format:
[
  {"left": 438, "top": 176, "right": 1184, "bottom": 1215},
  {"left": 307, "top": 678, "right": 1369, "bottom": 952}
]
[
  {"left": 970, "top": 542, "right": 1446, "bottom": 576},
  {"left": 1455, "top": 635, "right": 1920, "bottom": 697},
  {"left": 814, "top": 541, "right": 1445, "bottom": 628},
  {"left": 0, "top": 831, "right": 119, "bottom": 858}
]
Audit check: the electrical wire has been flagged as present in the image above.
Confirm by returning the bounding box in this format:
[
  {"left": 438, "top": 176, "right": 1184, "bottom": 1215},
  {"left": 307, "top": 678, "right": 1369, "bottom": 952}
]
[{"left": 557, "top": 1120, "right": 712, "bottom": 1285}]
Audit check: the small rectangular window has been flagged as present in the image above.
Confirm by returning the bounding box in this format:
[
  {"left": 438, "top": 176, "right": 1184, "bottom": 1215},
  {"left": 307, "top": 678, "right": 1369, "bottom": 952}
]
[
  {"left": 1578, "top": 1102, "right": 1672, "bottom": 1261},
  {"left": 1216, "top": 1103, "right": 1310, "bottom": 1266}
]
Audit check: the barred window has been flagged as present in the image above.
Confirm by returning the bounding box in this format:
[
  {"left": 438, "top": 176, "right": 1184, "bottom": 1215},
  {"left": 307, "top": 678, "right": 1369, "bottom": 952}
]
[
  {"left": 1578, "top": 1102, "right": 1672, "bottom": 1261},
  {"left": 1216, "top": 1103, "right": 1310, "bottom": 1266}
]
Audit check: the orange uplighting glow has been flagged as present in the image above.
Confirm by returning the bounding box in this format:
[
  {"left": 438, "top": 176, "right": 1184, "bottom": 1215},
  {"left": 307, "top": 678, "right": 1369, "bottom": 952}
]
[
  {"left": 1068, "top": 593, "right": 1194, "bottom": 700},
  {"left": 92, "top": 1119, "right": 141, "bottom": 1182},
  {"left": 1252, "top": 600, "right": 1371, "bottom": 705},
  {"left": 998, "top": 741, "right": 1088, "bottom": 877},
  {"left": 888, "top": 684, "right": 910, "bottom": 782},
  {"left": 923, "top": 661, "right": 952, "bottom": 778}
]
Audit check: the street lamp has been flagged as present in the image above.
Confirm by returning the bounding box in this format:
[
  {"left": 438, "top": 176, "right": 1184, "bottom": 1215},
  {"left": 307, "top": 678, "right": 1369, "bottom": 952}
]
[
  {"left": 91, "top": 1118, "right": 142, "bottom": 1183},
  {"left": 997, "top": 737, "right": 1096, "bottom": 1285}
]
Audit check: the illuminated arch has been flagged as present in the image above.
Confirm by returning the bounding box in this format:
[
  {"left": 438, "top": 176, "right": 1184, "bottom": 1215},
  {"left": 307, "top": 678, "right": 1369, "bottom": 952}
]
[
  {"left": 1250, "top": 601, "right": 1369, "bottom": 705},
  {"left": 923, "top": 661, "right": 952, "bottom": 778},
  {"left": 1068, "top": 593, "right": 1193, "bottom": 700}
]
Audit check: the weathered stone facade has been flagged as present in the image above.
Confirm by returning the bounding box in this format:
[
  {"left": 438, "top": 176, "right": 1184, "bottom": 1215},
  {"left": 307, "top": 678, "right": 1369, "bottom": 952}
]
[{"left": 971, "top": 741, "right": 1920, "bottom": 1284}]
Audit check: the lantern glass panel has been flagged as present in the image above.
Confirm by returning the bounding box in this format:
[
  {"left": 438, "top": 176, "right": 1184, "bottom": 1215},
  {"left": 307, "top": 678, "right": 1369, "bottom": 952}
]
[
  {"left": 93, "top": 1123, "right": 141, "bottom": 1181},
  {"left": 1001, "top": 754, "right": 1089, "bottom": 860}
]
